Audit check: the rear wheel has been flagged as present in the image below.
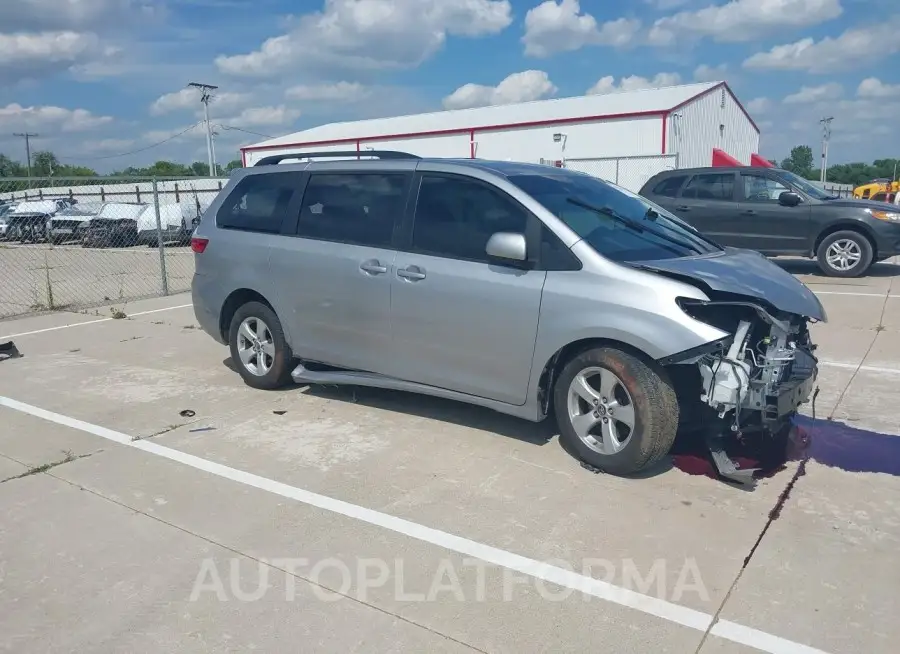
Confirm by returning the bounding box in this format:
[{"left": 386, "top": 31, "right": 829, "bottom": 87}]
[
  {"left": 554, "top": 346, "right": 678, "bottom": 475},
  {"left": 228, "top": 301, "right": 295, "bottom": 390},
  {"left": 816, "top": 230, "right": 873, "bottom": 277}
]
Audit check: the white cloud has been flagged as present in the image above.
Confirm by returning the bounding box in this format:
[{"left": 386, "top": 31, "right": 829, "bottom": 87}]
[
  {"left": 692, "top": 63, "right": 727, "bottom": 82},
  {"left": 743, "top": 19, "right": 900, "bottom": 73},
  {"left": 216, "top": 0, "right": 512, "bottom": 77},
  {"left": 522, "top": 0, "right": 640, "bottom": 57},
  {"left": 442, "top": 70, "right": 557, "bottom": 110},
  {"left": 586, "top": 72, "right": 682, "bottom": 95},
  {"left": 221, "top": 106, "right": 302, "bottom": 128},
  {"left": 783, "top": 82, "right": 843, "bottom": 104},
  {"left": 746, "top": 97, "right": 772, "bottom": 114},
  {"left": 0, "top": 31, "right": 105, "bottom": 81},
  {"left": 649, "top": 0, "right": 842, "bottom": 45},
  {"left": 149, "top": 88, "right": 252, "bottom": 116},
  {"left": 0, "top": 0, "right": 159, "bottom": 32},
  {"left": 857, "top": 77, "right": 900, "bottom": 99},
  {"left": 0, "top": 103, "right": 113, "bottom": 132},
  {"left": 285, "top": 82, "right": 370, "bottom": 102}
]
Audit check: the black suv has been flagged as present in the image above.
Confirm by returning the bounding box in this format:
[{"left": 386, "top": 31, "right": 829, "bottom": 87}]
[{"left": 640, "top": 166, "right": 900, "bottom": 277}]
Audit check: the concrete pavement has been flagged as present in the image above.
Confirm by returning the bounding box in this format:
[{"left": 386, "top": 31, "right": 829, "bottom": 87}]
[{"left": 1, "top": 259, "right": 898, "bottom": 654}]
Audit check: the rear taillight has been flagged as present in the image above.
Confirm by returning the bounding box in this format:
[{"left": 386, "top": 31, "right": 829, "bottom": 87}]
[{"left": 191, "top": 237, "right": 209, "bottom": 253}]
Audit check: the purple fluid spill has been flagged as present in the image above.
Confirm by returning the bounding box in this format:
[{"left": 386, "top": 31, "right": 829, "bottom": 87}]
[{"left": 671, "top": 415, "right": 900, "bottom": 480}]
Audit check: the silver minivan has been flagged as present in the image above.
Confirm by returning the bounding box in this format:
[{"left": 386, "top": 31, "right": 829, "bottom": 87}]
[{"left": 191, "top": 151, "right": 826, "bottom": 484}]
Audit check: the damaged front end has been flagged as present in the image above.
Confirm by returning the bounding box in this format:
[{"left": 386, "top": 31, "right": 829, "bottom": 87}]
[{"left": 663, "top": 296, "right": 820, "bottom": 485}]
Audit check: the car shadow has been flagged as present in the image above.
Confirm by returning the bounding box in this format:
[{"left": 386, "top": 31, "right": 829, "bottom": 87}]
[{"left": 774, "top": 258, "right": 900, "bottom": 278}]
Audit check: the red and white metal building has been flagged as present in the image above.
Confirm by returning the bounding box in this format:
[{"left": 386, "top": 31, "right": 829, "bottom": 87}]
[{"left": 241, "top": 81, "right": 761, "bottom": 191}]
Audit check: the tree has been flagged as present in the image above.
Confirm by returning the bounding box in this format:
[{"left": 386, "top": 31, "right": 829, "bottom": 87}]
[
  {"left": 225, "top": 159, "right": 243, "bottom": 172},
  {"left": 780, "top": 145, "right": 814, "bottom": 178},
  {"left": 0, "top": 154, "right": 25, "bottom": 177},
  {"left": 32, "top": 150, "right": 59, "bottom": 177}
]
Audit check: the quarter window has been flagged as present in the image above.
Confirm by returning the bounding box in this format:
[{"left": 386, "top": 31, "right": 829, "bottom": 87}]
[
  {"left": 217, "top": 172, "right": 301, "bottom": 233},
  {"left": 411, "top": 175, "right": 529, "bottom": 263},
  {"left": 742, "top": 174, "right": 789, "bottom": 202},
  {"left": 681, "top": 173, "right": 735, "bottom": 201},
  {"left": 296, "top": 173, "right": 408, "bottom": 248}
]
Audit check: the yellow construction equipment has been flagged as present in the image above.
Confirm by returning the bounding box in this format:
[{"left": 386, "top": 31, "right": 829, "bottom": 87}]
[{"left": 853, "top": 178, "right": 899, "bottom": 200}]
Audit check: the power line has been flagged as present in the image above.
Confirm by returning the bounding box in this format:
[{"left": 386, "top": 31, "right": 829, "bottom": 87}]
[
  {"left": 58, "top": 121, "right": 203, "bottom": 162},
  {"left": 216, "top": 124, "right": 274, "bottom": 139}
]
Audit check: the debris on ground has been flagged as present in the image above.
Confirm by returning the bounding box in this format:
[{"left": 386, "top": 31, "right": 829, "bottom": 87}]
[
  {"left": 273, "top": 410, "right": 287, "bottom": 416},
  {"left": 189, "top": 427, "right": 216, "bottom": 433},
  {"left": 579, "top": 461, "right": 603, "bottom": 474},
  {"left": 0, "top": 341, "right": 22, "bottom": 360},
  {"left": 179, "top": 409, "right": 196, "bottom": 418}
]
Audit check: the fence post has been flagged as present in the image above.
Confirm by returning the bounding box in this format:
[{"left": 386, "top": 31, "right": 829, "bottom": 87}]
[
  {"left": 152, "top": 178, "right": 169, "bottom": 296},
  {"left": 615, "top": 159, "right": 620, "bottom": 184}
]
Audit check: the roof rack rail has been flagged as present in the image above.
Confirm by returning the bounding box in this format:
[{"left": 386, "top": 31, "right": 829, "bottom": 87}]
[{"left": 253, "top": 150, "right": 421, "bottom": 166}]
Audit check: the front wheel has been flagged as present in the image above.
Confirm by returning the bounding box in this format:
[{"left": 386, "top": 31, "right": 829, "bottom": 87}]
[
  {"left": 816, "top": 230, "right": 873, "bottom": 278},
  {"left": 553, "top": 347, "right": 679, "bottom": 476},
  {"left": 228, "top": 301, "right": 295, "bottom": 390}
]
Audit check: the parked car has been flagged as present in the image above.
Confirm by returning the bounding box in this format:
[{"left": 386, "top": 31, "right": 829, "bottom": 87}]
[
  {"left": 4, "top": 199, "right": 73, "bottom": 242},
  {"left": 48, "top": 202, "right": 105, "bottom": 244},
  {"left": 136, "top": 203, "right": 192, "bottom": 247},
  {"left": 640, "top": 166, "right": 900, "bottom": 277},
  {"left": 81, "top": 217, "right": 139, "bottom": 248},
  {"left": 190, "top": 151, "right": 826, "bottom": 484},
  {"left": 0, "top": 202, "right": 14, "bottom": 240}
]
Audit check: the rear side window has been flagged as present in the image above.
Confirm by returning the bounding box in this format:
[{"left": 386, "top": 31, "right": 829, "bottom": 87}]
[
  {"left": 651, "top": 175, "right": 687, "bottom": 197},
  {"left": 681, "top": 173, "right": 735, "bottom": 201},
  {"left": 217, "top": 172, "right": 300, "bottom": 233},
  {"left": 296, "top": 173, "right": 409, "bottom": 248}
]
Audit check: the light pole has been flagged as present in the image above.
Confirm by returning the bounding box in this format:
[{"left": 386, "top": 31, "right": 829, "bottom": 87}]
[
  {"left": 188, "top": 82, "right": 218, "bottom": 176},
  {"left": 553, "top": 132, "right": 567, "bottom": 167},
  {"left": 819, "top": 116, "right": 833, "bottom": 183}
]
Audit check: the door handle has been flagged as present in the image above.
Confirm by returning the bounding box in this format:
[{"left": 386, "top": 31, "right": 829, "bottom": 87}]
[
  {"left": 676, "top": 205, "right": 691, "bottom": 211},
  {"left": 359, "top": 260, "right": 387, "bottom": 275},
  {"left": 397, "top": 266, "right": 426, "bottom": 281}
]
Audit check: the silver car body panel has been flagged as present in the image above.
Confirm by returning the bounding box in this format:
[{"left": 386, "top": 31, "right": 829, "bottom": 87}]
[{"left": 192, "top": 157, "right": 820, "bottom": 424}]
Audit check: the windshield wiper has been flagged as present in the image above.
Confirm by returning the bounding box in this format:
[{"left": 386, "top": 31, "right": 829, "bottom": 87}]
[{"left": 566, "top": 197, "right": 705, "bottom": 255}]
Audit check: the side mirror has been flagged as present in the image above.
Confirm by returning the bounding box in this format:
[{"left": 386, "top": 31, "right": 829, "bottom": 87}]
[
  {"left": 779, "top": 191, "right": 802, "bottom": 207},
  {"left": 485, "top": 232, "right": 527, "bottom": 262}
]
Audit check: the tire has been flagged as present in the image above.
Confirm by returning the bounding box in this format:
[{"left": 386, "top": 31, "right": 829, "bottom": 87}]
[
  {"left": 228, "top": 301, "right": 295, "bottom": 390},
  {"left": 816, "top": 230, "right": 873, "bottom": 278},
  {"left": 553, "top": 346, "right": 678, "bottom": 476}
]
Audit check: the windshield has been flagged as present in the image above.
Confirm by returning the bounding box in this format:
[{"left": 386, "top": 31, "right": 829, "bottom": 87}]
[
  {"left": 508, "top": 172, "right": 722, "bottom": 262},
  {"left": 777, "top": 170, "right": 832, "bottom": 200}
]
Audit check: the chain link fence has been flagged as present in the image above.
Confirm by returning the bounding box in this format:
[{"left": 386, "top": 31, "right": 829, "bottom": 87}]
[
  {"left": 563, "top": 154, "right": 679, "bottom": 193},
  {"left": 0, "top": 176, "right": 227, "bottom": 319}
]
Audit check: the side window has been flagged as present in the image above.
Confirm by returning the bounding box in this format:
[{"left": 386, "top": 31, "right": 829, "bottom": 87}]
[
  {"left": 871, "top": 192, "right": 886, "bottom": 202},
  {"left": 296, "top": 173, "right": 408, "bottom": 248},
  {"left": 652, "top": 175, "right": 688, "bottom": 198},
  {"left": 742, "top": 174, "right": 789, "bottom": 202},
  {"left": 411, "top": 175, "right": 529, "bottom": 263},
  {"left": 217, "top": 172, "right": 300, "bottom": 233},
  {"left": 681, "top": 173, "right": 735, "bottom": 201},
  {"left": 861, "top": 189, "right": 871, "bottom": 198}
]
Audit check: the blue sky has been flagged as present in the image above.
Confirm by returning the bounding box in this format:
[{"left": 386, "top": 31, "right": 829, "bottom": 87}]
[{"left": 0, "top": 0, "right": 898, "bottom": 172}]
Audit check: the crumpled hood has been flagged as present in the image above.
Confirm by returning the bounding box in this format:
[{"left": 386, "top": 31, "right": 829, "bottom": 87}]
[{"left": 634, "top": 248, "right": 827, "bottom": 321}]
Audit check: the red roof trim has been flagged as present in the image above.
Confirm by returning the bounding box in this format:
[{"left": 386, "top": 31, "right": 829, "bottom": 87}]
[
  {"left": 241, "top": 109, "right": 666, "bottom": 154},
  {"left": 661, "top": 113, "right": 668, "bottom": 154},
  {"left": 670, "top": 81, "right": 760, "bottom": 134}
]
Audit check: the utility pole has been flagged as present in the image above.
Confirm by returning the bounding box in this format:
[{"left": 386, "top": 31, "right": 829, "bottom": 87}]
[
  {"left": 13, "top": 132, "right": 38, "bottom": 178},
  {"left": 210, "top": 128, "right": 219, "bottom": 177},
  {"left": 819, "top": 116, "right": 833, "bottom": 183},
  {"left": 188, "top": 82, "right": 218, "bottom": 176}
]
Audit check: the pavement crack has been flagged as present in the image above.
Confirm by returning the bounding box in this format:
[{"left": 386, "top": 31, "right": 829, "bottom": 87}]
[
  {"left": 0, "top": 449, "right": 98, "bottom": 484},
  {"left": 134, "top": 423, "right": 190, "bottom": 441},
  {"left": 40, "top": 473, "right": 491, "bottom": 654},
  {"left": 827, "top": 283, "right": 893, "bottom": 419},
  {"left": 694, "top": 456, "right": 809, "bottom": 653}
]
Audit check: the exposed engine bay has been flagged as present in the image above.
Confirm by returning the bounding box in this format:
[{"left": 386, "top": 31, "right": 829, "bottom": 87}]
[{"left": 666, "top": 296, "right": 820, "bottom": 485}]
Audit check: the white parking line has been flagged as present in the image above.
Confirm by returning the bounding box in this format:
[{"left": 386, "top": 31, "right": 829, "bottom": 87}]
[
  {"left": 0, "top": 304, "right": 193, "bottom": 340},
  {"left": 0, "top": 396, "right": 832, "bottom": 654},
  {"left": 819, "top": 360, "right": 900, "bottom": 375}
]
